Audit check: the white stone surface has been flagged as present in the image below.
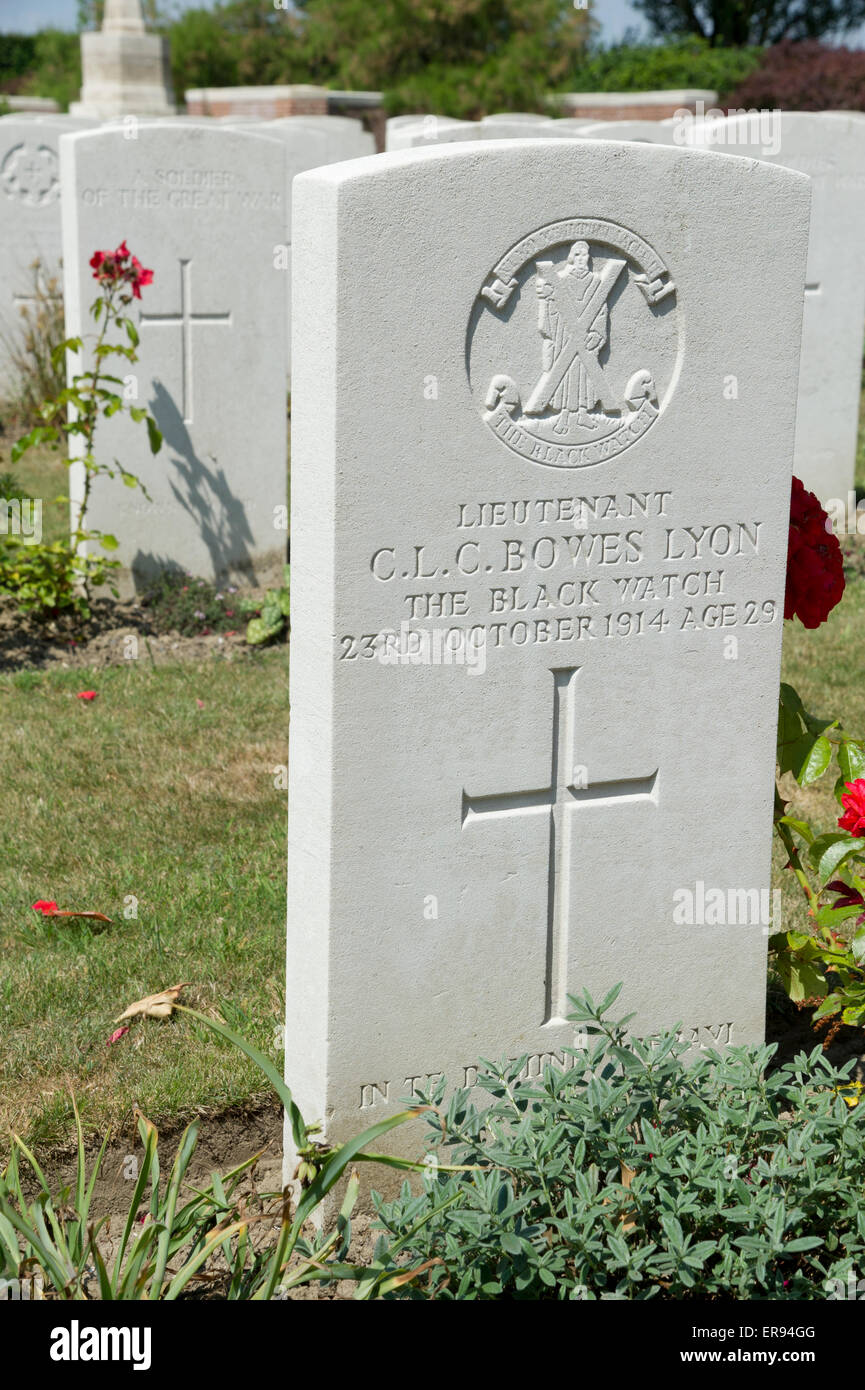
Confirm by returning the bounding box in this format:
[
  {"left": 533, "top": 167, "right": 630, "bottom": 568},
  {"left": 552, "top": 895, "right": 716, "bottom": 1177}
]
[
  {"left": 270, "top": 115, "right": 374, "bottom": 161},
  {"left": 60, "top": 124, "right": 287, "bottom": 585},
  {"left": 553, "top": 119, "right": 603, "bottom": 133},
  {"left": 399, "top": 117, "right": 593, "bottom": 148},
  {"left": 0, "top": 116, "right": 98, "bottom": 398},
  {"left": 73, "top": 0, "right": 175, "bottom": 118},
  {"left": 386, "top": 116, "right": 473, "bottom": 151},
  {"left": 384, "top": 114, "right": 427, "bottom": 150},
  {"left": 260, "top": 120, "right": 334, "bottom": 376},
  {"left": 688, "top": 112, "right": 865, "bottom": 503},
  {"left": 576, "top": 120, "right": 678, "bottom": 143},
  {"left": 285, "top": 138, "right": 809, "bottom": 1187}
]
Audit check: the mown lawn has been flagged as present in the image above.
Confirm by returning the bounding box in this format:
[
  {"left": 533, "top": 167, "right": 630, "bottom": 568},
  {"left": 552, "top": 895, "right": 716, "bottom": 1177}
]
[{"left": 0, "top": 652, "right": 289, "bottom": 1150}]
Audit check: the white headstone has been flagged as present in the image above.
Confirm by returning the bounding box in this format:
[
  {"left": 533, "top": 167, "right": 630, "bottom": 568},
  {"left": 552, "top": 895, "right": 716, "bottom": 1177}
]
[
  {"left": 576, "top": 120, "right": 677, "bottom": 143},
  {"left": 0, "top": 116, "right": 98, "bottom": 399},
  {"left": 261, "top": 120, "right": 335, "bottom": 377},
  {"left": 60, "top": 124, "right": 288, "bottom": 585},
  {"left": 482, "top": 112, "right": 554, "bottom": 124},
  {"left": 553, "top": 119, "right": 603, "bottom": 133},
  {"left": 688, "top": 112, "right": 865, "bottom": 504},
  {"left": 399, "top": 118, "right": 592, "bottom": 149},
  {"left": 386, "top": 116, "right": 474, "bottom": 151},
  {"left": 285, "top": 139, "right": 810, "bottom": 1188},
  {"left": 480, "top": 114, "right": 573, "bottom": 140},
  {"left": 270, "top": 115, "right": 374, "bottom": 161}
]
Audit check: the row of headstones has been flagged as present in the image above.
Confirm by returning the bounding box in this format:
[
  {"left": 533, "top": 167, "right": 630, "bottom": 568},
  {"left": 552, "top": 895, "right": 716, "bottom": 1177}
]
[
  {"left": 385, "top": 112, "right": 682, "bottom": 148},
  {"left": 1, "top": 111, "right": 863, "bottom": 591},
  {"left": 0, "top": 112, "right": 375, "bottom": 583}
]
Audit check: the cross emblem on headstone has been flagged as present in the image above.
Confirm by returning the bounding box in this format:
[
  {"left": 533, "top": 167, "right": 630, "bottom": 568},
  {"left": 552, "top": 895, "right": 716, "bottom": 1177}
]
[
  {"left": 1, "top": 144, "right": 59, "bottom": 205},
  {"left": 462, "top": 666, "right": 658, "bottom": 1025},
  {"left": 138, "top": 258, "right": 231, "bottom": 424},
  {"left": 525, "top": 256, "right": 626, "bottom": 416}
]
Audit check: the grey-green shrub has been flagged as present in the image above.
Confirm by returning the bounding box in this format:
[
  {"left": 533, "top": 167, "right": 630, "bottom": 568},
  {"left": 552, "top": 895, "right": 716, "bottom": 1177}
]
[{"left": 369, "top": 986, "right": 865, "bottom": 1300}]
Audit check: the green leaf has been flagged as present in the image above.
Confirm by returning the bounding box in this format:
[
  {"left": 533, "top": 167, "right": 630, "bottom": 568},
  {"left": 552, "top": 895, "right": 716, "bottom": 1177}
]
[
  {"left": 784, "top": 1235, "right": 823, "bottom": 1253},
  {"left": 777, "top": 703, "right": 802, "bottom": 775},
  {"left": 792, "top": 734, "right": 832, "bottom": 787},
  {"left": 778, "top": 815, "right": 814, "bottom": 844},
  {"left": 839, "top": 741, "right": 865, "bottom": 785},
  {"left": 99, "top": 534, "right": 119, "bottom": 552},
  {"left": 816, "top": 835, "right": 865, "bottom": 884},
  {"left": 812, "top": 903, "right": 865, "bottom": 931},
  {"left": 146, "top": 415, "right": 162, "bottom": 455},
  {"left": 772, "top": 946, "right": 827, "bottom": 1003},
  {"left": 174, "top": 1005, "right": 307, "bottom": 1151},
  {"left": 779, "top": 682, "right": 806, "bottom": 718}
]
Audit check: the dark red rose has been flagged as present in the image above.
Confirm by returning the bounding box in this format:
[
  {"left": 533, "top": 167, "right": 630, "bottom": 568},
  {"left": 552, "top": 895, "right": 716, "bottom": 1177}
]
[{"left": 784, "top": 477, "right": 845, "bottom": 628}]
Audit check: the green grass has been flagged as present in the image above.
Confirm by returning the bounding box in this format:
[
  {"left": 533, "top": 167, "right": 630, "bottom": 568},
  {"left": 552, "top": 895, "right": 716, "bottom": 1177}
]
[
  {"left": 0, "top": 653, "right": 289, "bottom": 1150},
  {"left": 0, "top": 437, "right": 69, "bottom": 548}
]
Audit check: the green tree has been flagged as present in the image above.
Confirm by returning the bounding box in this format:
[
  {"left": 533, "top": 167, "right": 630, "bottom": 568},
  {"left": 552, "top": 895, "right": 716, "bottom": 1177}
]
[
  {"left": 565, "top": 36, "right": 763, "bottom": 96},
  {"left": 21, "top": 30, "right": 81, "bottom": 110},
  {"left": 299, "top": 0, "right": 595, "bottom": 116},
  {"left": 167, "top": 0, "right": 304, "bottom": 96},
  {"left": 633, "top": 0, "right": 865, "bottom": 47}
]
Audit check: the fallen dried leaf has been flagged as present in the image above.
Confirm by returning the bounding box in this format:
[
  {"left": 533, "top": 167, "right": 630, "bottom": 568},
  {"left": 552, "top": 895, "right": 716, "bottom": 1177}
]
[{"left": 115, "top": 983, "right": 190, "bottom": 1023}]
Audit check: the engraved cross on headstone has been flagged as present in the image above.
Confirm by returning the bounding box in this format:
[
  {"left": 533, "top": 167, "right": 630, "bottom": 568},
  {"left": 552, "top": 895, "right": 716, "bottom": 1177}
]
[
  {"left": 138, "top": 258, "right": 231, "bottom": 425},
  {"left": 462, "top": 666, "right": 658, "bottom": 1025}
]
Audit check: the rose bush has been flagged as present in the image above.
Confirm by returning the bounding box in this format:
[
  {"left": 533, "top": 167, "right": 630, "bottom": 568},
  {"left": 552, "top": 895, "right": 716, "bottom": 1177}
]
[
  {"left": 1, "top": 240, "right": 161, "bottom": 620},
  {"left": 772, "top": 478, "right": 865, "bottom": 1032}
]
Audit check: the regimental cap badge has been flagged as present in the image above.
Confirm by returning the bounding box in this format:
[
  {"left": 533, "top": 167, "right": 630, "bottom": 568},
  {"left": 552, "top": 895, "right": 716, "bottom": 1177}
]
[{"left": 468, "top": 218, "right": 679, "bottom": 469}]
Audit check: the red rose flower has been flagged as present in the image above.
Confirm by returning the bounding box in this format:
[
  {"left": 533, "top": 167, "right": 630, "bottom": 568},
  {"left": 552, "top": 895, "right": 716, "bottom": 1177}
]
[
  {"left": 90, "top": 241, "right": 153, "bottom": 299},
  {"left": 784, "top": 477, "right": 845, "bottom": 629},
  {"left": 838, "top": 779, "right": 865, "bottom": 838},
  {"left": 128, "top": 255, "right": 154, "bottom": 300},
  {"left": 32, "top": 900, "right": 59, "bottom": 915},
  {"left": 76, "top": 690, "right": 97, "bottom": 701}
]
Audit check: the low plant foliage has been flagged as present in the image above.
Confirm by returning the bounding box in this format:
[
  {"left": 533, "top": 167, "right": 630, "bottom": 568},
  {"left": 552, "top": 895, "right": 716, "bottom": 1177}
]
[{"left": 369, "top": 987, "right": 865, "bottom": 1300}]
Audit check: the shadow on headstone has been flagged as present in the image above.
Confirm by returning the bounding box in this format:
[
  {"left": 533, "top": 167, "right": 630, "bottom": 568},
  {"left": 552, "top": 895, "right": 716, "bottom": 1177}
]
[{"left": 131, "top": 379, "right": 258, "bottom": 587}]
